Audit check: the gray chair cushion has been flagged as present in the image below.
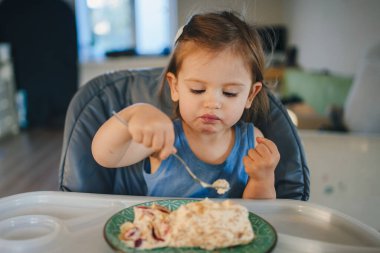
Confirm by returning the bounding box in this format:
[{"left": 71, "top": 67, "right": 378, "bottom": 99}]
[{"left": 59, "top": 67, "right": 310, "bottom": 200}]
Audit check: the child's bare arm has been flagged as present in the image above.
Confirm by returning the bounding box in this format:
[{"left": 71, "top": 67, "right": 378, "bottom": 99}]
[
  {"left": 242, "top": 128, "right": 280, "bottom": 199},
  {"left": 91, "top": 103, "right": 175, "bottom": 168}
]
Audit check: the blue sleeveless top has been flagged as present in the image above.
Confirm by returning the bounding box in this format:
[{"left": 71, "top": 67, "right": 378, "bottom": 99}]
[{"left": 143, "top": 119, "right": 255, "bottom": 198}]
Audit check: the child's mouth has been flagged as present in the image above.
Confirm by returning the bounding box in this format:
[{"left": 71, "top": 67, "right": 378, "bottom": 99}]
[{"left": 200, "top": 114, "right": 220, "bottom": 123}]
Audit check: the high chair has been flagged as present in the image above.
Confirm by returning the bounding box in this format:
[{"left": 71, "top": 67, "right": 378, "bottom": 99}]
[{"left": 58, "top": 68, "right": 310, "bottom": 200}]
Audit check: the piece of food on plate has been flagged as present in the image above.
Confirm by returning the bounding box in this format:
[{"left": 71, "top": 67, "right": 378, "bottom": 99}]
[
  {"left": 169, "top": 198, "right": 254, "bottom": 250},
  {"left": 119, "top": 204, "right": 171, "bottom": 249},
  {"left": 119, "top": 199, "right": 254, "bottom": 250}
]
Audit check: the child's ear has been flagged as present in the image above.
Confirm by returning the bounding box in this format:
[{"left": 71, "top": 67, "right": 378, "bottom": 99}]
[
  {"left": 245, "top": 82, "right": 262, "bottom": 108},
  {"left": 166, "top": 72, "right": 179, "bottom": 102}
]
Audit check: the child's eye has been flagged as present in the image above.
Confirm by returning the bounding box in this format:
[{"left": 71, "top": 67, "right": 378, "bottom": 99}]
[
  {"left": 223, "top": 91, "right": 238, "bottom": 97},
  {"left": 190, "top": 89, "right": 205, "bottom": 94}
]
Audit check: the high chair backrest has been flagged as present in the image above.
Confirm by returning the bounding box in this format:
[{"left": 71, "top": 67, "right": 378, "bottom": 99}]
[{"left": 59, "top": 68, "right": 310, "bottom": 200}]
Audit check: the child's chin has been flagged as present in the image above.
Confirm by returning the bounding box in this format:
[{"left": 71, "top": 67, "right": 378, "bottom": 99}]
[{"left": 199, "top": 125, "right": 219, "bottom": 134}]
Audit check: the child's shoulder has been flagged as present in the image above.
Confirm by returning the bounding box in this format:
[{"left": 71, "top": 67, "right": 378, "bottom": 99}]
[
  {"left": 236, "top": 121, "right": 263, "bottom": 138},
  {"left": 254, "top": 126, "right": 264, "bottom": 138}
]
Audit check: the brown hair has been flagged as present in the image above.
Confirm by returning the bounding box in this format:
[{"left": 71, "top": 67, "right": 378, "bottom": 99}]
[{"left": 160, "top": 11, "right": 269, "bottom": 122}]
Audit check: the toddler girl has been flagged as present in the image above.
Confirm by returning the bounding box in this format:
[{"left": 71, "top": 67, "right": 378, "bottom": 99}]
[{"left": 92, "top": 11, "right": 280, "bottom": 199}]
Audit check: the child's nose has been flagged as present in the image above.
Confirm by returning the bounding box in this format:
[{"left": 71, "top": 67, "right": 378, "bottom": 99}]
[{"left": 204, "top": 92, "right": 222, "bottom": 109}]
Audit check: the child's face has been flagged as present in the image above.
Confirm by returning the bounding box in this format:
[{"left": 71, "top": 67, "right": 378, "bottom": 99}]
[{"left": 167, "top": 45, "right": 262, "bottom": 134}]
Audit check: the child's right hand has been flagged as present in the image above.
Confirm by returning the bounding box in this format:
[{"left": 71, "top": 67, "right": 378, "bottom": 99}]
[
  {"left": 122, "top": 103, "right": 176, "bottom": 160},
  {"left": 92, "top": 103, "right": 175, "bottom": 168}
]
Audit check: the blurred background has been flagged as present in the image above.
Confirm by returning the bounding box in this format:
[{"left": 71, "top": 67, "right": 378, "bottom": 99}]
[{"left": 0, "top": 0, "right": 379, "bottom": 230}]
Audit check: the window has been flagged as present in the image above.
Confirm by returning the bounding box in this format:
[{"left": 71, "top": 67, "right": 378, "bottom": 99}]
[{"left": 76, "top": 0, "right": 177, "bottom": 62}]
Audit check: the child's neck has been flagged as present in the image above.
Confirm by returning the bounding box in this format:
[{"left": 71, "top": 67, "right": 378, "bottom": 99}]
[{"left": 182, "top": 121, "right": 235, "bottom": 165}]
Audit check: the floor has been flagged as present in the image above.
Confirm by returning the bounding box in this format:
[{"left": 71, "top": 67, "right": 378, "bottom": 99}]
[{"left": 0, "top": 128, "right": 63, "bottom": 198}]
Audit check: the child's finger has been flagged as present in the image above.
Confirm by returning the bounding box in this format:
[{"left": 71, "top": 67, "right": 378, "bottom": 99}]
[
  {"left": 243, "top": 156, "right": 255, "bottom": 171},
  {"left": 247, "top": 148, "right": 261, "bottom": 159},
  {"left": 159, "top": 129, "right": 175, "bottom": 160},
  {"left": 158, "top": 148, "right": 175, "bottom": 160},
  {"left": 151, "top": 132, "right": 164, "bottom": 151},
  {"left": 165, "top": 127, "right": 175, "bottom": 149},
  {"left": 159, "top": 146, "right": 177, "bottom": 160},
  {"left": 131, "top": 130, "right": 143, "bottom": 144},
  {"left": 256, "top": 137, "right": 278, "bottom": 154},
  {"left": 142, "top": 130, "right": 154, "bottom": 147},
  {"left": 254, "top": 143, "right": 271, "bottom": 157}
]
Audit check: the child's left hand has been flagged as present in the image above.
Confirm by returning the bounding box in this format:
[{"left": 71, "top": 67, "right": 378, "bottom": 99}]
[{"left": 243, "top": 137, "right": 280, "bottom": 182}]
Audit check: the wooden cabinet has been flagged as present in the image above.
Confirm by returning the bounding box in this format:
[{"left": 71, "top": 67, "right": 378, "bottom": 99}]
[
  {"left": 264, "top": 66, "right": 285, "bottom": 82},
  {"left": 264, "top": 66, "right": 285, "bottom": 93}
]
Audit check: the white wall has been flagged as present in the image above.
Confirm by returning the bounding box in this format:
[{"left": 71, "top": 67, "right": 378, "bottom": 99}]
[
  {"left": 177, "top": 0, "right": 285, "bottom": 26},
  {"left": 284, "top": 0, "right": 380, "bottom": 76},
  {"left": 178, "top": 0, "right": 380, "bottom": 76},
  {"left": 81, "top": 0, "right": 380, "bottom": 81},
  {"left": 79, "top": 0, "right": 380, "bottom": 81}
]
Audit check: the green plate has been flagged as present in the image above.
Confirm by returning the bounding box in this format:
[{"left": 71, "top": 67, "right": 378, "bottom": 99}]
[{"left": 104, "top": 199, "right": 277, "bottom": 253}]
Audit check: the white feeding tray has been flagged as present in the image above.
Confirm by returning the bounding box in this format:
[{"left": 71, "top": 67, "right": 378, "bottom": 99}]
[
  {"left": 237, "top": 199, "right": 380, "bottom": 252},
  {"left": 0, "top": 215, "right": 64, "bottom": 252},
  {"left": 0, "top": 191, "right": 379, "bottom": 253}
]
